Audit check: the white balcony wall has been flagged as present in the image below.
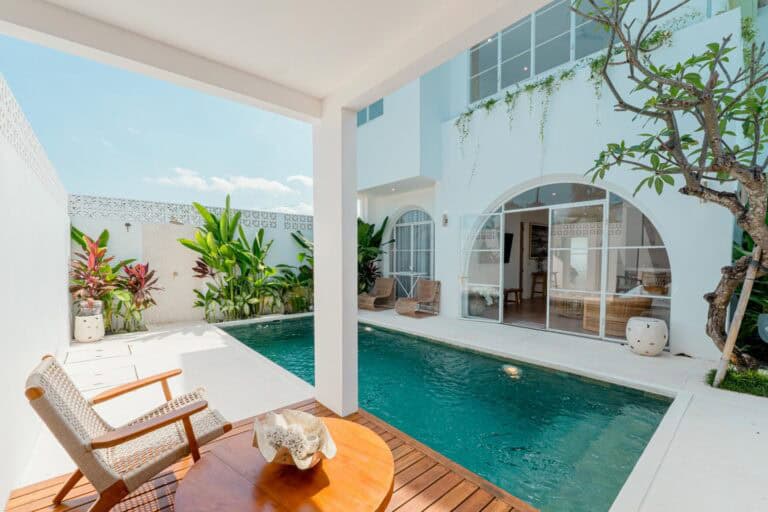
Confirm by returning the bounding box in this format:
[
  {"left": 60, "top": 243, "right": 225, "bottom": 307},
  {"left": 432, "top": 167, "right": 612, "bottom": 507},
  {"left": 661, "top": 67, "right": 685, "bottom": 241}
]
[
  {"left": 0, "top": 77, "right": 70, "bottom": 506},
  {"left": 357, "top": 81, "right": 422, "bottom": 190},
  {"left": 359, "top": 8, "right": 743, "bottom": 360}
]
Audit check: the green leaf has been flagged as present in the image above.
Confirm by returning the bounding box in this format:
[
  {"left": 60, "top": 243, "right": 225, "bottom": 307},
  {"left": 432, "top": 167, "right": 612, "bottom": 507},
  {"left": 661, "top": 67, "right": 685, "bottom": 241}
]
[{"left": 654, "top": 177, "right": 664, "bottom": 195}]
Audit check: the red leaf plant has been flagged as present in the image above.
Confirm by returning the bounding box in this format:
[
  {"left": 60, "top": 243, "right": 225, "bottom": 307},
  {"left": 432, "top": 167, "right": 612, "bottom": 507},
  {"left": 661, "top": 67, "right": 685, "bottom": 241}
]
[
  {"left": 123, "top": 263, "right": 162, "bottom": 310},
  {"left": 69, "top": 235, "right": 117, "bottom": 305}
]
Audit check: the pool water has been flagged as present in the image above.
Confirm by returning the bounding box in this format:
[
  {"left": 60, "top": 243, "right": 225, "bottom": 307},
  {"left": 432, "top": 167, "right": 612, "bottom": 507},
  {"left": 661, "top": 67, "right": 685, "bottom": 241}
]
[{"left": 224, "top": 317, "right": 669, "bottom": 511}]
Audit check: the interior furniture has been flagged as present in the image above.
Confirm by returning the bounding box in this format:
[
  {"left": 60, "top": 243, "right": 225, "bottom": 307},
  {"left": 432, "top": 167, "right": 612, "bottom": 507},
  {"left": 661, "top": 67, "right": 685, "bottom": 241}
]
[
  {"left": 25, "top": 356, "right": 231, "bottom": 512},
  {"left": 582, "top": 295, "right": 653, "bottom": 338},
  {"left": 550, "top": 293, "right": 583, "bottom": 319},
  {"left": 504, "top": 287, "right": 522, "bottom": 304},
  {"left": 531, "top": 272, "right": 547, "bottom": 298},
  {"left": 639, "top": 270, "right": 671, "bottom": 295},
  {"left": 626, "top": 317, "right": 668, "bottom": 356},
  {"left": 395, "top": 279, "right": 441, "bottom": 317},
  {"left": 358, "top": 277, "right": 396, "bottom": 310},
  {"left": 174, "top": 417, "right": 395, "bottom": 512}
]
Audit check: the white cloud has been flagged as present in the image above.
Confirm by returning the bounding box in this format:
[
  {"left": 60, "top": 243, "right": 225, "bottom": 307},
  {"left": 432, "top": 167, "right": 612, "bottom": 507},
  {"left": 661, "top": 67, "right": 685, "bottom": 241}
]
[
  {"left": 270, "top": 203, "right": 313, "bottom": 215},
  {"left": 286, "top": 175, "right": 313, "bottom": 187},
  {"left": 148, "top": 167, "right": 295, "bottom": 195}
]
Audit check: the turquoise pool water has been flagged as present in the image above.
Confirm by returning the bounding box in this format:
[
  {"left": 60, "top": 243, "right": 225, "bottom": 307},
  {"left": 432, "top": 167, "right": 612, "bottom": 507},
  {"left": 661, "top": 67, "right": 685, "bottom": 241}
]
[{"left": 224, "top": 317, "right": 669, "bottom": 511}]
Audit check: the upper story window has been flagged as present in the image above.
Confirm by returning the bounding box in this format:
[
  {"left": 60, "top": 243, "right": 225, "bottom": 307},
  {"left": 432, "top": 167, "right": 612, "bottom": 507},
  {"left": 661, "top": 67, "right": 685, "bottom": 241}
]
[
  {"left": 357, "top": 99, "right": 384, "bottom": 126},
  {"left": 469, "top": 0, "right": 610, "bottom": 103}
]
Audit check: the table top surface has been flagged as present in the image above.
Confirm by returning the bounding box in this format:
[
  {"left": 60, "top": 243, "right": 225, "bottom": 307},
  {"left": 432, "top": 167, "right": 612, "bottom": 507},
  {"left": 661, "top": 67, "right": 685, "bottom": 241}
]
[{"left": 174, "top": 417, "right": 395, "bottom": 512}]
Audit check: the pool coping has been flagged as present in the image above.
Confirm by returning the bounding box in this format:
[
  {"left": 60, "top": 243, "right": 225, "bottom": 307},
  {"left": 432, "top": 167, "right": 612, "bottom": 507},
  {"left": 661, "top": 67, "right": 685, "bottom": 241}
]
[{"left": 213, "top": 312, "right": 692, "bottom": 512}]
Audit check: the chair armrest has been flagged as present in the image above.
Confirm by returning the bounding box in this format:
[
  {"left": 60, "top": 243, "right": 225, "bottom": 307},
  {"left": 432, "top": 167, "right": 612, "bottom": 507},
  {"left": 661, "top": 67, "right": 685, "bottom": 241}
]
[
  {"left": 90, "top": 369, "right": 182, "bottom": 405},
  {"left": 90, "top": 400, "right": 208, "bottom": 449}
]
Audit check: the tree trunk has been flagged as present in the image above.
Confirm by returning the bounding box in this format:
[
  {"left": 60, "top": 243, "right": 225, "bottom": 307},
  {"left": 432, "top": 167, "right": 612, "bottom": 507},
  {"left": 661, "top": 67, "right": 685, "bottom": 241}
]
[{"left": 704, "top": 253, "right": 767, "bottom": 368}]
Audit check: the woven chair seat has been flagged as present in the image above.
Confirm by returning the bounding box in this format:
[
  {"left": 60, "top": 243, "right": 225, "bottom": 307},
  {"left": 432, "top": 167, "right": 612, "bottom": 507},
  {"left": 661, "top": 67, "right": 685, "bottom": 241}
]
[{"left": 104, "top": 388, "right": 229, "bottom": 491}]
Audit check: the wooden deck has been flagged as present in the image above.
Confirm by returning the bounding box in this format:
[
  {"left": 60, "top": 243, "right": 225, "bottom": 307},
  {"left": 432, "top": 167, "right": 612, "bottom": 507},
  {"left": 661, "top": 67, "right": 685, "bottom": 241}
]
[{"left": 7, "top": 399, "right": 536, "bottom": 512}]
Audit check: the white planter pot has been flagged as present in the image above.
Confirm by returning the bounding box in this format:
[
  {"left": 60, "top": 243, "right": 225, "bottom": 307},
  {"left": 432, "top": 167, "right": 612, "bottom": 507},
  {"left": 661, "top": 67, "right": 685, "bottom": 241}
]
[
  {"left": 626, "top": 316, "right": 668, "bottom": 356},
  {"left": 74, "top": 314, "right": 105, "bottom": 342}
]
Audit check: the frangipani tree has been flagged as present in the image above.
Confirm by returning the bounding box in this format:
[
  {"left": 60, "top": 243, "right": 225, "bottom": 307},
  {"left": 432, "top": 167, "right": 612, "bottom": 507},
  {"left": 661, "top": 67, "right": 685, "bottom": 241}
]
[{"left": 574, "top": 0, "right": 768, "bottom": 365}]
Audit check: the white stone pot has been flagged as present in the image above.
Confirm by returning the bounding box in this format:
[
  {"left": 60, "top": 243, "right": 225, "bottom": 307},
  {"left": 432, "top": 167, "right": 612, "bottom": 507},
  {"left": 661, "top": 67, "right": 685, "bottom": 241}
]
[
  {"left": 74, "top": 314, "right": 105, "bottom": 342},
  {"left": 626, "top": 316, "right": 668, "bottom": 356}
]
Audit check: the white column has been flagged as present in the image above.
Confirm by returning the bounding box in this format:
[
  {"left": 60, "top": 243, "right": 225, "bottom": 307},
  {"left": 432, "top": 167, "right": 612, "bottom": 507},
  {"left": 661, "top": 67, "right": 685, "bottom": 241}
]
[{"left": 312, "top": 103, "right": 358, "bottom": 416}]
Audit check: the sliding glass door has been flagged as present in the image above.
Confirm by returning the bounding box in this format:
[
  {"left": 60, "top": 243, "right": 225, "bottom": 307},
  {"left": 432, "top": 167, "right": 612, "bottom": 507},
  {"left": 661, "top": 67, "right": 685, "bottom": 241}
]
[
  {"left": 460, "top": 213, "right": 503, "bottom": 322},
  {"left": 547, "top": 202, "right": 605, "bottom": 336}
]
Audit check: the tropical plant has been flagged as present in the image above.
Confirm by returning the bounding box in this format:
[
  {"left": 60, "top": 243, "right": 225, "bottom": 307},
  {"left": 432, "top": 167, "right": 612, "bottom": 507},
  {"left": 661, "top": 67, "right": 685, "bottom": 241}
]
[
  {"left": 120, "top": 263, "right": 162, "bottom": 331},
  {"left": 179, "top": 195, "right": 283, "bottom": 321},
  {"left": 574, "top": 0, "right": 768, "bottom": 366},
  {"left": 357, "top": 217, "right": 393, "bottom": 293},
  {"left": 69, "top": 227, "right": 158, "bottom": 332}
]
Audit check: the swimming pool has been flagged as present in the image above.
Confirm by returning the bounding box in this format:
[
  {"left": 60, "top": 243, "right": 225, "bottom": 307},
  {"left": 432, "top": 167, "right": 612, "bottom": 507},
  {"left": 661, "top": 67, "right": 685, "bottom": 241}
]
[{"left": 224, "top": 317, "right": 670, "bottom": 511}]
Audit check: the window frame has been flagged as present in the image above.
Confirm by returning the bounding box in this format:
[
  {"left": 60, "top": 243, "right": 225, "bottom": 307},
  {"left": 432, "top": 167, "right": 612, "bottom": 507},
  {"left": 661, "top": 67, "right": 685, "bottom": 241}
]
[
  {"left": 357, "top": 98, "right": 385, "bottom": 127},
  {"left": 468, "top": 0, "right": 609, "bottom": 106}
]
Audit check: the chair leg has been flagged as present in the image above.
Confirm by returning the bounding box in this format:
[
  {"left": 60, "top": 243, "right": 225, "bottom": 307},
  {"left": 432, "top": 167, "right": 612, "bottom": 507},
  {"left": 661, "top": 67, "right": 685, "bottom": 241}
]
[
  {"left": 52, "top": 469, "right": 82, "bottom": 505},
  {"left": 87, "top": 481, "right": 129, "bottom": 512},
  {"left": 87, "top": 495, "right": 121, "bottom": 512}
]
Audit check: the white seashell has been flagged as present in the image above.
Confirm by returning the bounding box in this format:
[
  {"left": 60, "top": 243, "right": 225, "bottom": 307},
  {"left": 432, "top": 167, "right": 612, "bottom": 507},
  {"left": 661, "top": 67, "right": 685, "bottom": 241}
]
[{"left": 253, "top": 409, "right": 337, "bottom": 469}]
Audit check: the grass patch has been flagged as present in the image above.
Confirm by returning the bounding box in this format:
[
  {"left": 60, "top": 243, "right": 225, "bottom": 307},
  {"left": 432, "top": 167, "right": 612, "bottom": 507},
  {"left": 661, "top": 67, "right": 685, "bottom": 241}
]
[{"left": 707, "top": 368, "right": 768, "bottom": 397}]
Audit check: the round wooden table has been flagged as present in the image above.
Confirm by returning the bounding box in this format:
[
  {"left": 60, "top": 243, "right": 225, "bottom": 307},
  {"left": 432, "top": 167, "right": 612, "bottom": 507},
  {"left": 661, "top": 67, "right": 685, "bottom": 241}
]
[{"left": 174, "top": 417, "right": 394, "bottom": 512}]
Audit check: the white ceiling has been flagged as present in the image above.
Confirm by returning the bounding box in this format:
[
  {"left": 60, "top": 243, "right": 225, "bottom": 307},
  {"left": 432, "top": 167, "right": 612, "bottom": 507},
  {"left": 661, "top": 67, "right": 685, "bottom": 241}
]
[
  {"left": 41, "top": 0, "right": 474, "bottom": 98},
  {"left": 2, "top": 0, "right": 547, "bottom": 118}
]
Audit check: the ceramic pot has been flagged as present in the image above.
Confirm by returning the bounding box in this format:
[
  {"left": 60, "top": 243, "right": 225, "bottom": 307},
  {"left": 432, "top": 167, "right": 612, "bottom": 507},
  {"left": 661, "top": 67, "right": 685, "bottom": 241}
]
[
  {"left": 74, "top": 300, "right": 105, "bottom": 342},
  {"left": 626, "top": 316, "right": 667, "bottom": 356}
]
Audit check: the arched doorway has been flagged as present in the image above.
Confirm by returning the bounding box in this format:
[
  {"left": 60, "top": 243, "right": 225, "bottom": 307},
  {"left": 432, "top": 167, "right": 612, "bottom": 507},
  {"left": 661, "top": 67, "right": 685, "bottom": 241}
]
[
  {"left": 390, "top": 209, "right": 434, "bottom": 298},
  {"left": 460, "top": 183, "right": 671, "bottom": 343}
]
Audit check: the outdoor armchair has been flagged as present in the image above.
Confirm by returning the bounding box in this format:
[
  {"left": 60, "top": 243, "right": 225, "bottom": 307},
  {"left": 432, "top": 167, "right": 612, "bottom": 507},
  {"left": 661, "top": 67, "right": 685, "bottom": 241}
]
[
  {"left": 358, "top": 277, "right": 396, "bottom": 310},
  {"left": 25, "top": 356, "right": 231, "bottom": 512},
  {"left": 395, "top": 279, "right": 441, "bottom": 318}
]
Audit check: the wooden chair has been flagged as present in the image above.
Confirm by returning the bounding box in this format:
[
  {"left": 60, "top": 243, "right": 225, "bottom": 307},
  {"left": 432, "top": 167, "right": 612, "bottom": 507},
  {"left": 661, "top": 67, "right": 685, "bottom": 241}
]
[
  {"left": 395, "top": 279, "right": 441, "bottom": 318},
  {"left": 25, "top": 355, "right": 231, "bottom": 512},
  {"left": 358, "top": 277, "right": 396, "bottom": 311}
]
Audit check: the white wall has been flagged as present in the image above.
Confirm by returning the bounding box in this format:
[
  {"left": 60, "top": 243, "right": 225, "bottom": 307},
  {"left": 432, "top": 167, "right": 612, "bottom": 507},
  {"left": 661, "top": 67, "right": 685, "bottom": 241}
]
[
  {"left": 358, "top": 8, "right": 743, "bottom": 360},
  {"left": 0, "top": 77, "right": 70, "bottom": 506},
  {"left": 69, "top": 196, "right": 314, "bottom": 325},
  {"left": 357, "top": 81, "right": 422, "bottom": 190}
]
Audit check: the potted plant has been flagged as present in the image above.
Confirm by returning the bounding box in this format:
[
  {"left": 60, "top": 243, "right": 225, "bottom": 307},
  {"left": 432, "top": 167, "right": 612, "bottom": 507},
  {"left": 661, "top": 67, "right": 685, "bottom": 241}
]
[{"left": 69, "top": 236, "right": 117, "bottom": 342}]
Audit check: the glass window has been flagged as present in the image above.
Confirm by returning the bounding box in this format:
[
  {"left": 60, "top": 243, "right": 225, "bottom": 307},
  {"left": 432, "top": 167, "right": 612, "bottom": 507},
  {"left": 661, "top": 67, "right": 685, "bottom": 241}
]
[
  {"left": 550, "top": 204, "right": 604, "bottom": 249},
  {"left": 575, "top": 20, "right": 609, "bottom": 59},
  {"left": 391, "top": 210, "right": 434, "bottom": 298},
  {"left": 549, "top": 291, "right": 602, "bottom": 336},
  {"left": 501, "top": 52, "right": 532, "bottom": 88},
  {"left": 535, "top": 33, "right": 570, "bottom": 74},
  {"left": 502, "top": 19, "right": 531, "bottom": 61},
  {"left": 470, "top": 67, "right": 498, "bottom": 103},
  {"left": 606, "top": 248, "right": 671, "bottom": 296},
  {"left": 608, "top": 194, "right": 664, "bottom": 246},
  {"left": 470, "top": 36, "right": 498, "bottom": 76},
  {"left": 368, "top": 99, "right": 384, "bottom": 121},
  {"left": 550, "top": 249, "right": 603, "bottom": 291},
  {"left": 504, "top": 183, "right": 605, "bottom": 210},
  {"left": 356, "top": 109, "right": 367, "bottom": 126},
  {"left": 535, "top": 0, "right": 570, "bottom": 44}
]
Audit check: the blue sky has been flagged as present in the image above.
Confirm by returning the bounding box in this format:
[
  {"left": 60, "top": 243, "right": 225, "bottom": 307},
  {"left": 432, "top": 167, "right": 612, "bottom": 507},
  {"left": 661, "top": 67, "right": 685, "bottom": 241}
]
[{"left": 0, "top": 35, "right": 313, "bottom": 213}]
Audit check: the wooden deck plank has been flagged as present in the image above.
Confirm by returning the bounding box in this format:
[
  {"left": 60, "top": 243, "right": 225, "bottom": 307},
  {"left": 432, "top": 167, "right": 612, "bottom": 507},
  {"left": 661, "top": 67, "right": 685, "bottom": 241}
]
[{"left": 7, "top": 400, "right": 536, "bottom": 512}]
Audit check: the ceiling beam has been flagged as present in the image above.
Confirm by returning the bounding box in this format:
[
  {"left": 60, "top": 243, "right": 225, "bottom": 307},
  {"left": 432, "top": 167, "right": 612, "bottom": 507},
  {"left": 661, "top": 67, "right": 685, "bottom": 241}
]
[{"left": 0, "top": 0, "right": 322, "bottom": 122}]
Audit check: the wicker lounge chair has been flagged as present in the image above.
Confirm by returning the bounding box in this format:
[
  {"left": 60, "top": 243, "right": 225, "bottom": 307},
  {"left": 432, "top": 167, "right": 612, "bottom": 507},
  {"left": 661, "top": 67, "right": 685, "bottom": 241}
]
[
  {"left": 358, "top": 277, "right": 396, "bottom": 310},
  {"left": 395, "top": 279, "right": 441, "bottom": 317},
  {"left": 25, "top": 356, "right": 231, "bottom": 512}
]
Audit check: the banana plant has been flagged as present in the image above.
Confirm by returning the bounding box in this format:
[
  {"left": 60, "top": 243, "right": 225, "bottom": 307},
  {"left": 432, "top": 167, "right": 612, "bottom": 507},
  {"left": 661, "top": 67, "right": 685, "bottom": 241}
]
[{"left": 357, "top": 217, "right": 393, "bottom": 293}]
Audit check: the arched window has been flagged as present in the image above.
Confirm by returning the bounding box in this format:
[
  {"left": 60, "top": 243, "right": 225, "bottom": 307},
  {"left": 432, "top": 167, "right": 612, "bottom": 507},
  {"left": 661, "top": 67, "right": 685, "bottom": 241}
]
[
  {"left": 390, "top": 209, "right": 434, "bottom": 298},
  {"left": 461, "top": 183, "right": 671, "bottom": 344}
]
